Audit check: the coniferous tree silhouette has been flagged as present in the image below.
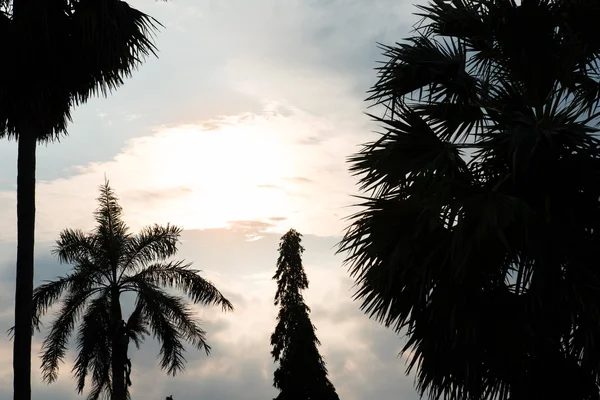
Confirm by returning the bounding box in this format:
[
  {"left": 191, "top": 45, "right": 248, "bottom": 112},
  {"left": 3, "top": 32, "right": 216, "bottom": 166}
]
[{"left": 270, "top": 229, "right": 339, "bottom": 400}]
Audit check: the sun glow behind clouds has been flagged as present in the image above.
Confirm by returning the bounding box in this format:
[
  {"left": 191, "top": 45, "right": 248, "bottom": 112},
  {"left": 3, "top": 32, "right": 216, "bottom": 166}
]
[
  {"left": 6, "top": 102, "right": 359, "bottom": 242},
  {"left": 132, "top": 117, "right": 295, "bottom": 229}
]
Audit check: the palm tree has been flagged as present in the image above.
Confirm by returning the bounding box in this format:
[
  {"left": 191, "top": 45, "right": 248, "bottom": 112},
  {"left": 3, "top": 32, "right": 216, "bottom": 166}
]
[
  {"left": 339, "top": 1, "right": 600, "bottom": 399},
  {"left": 0, "top": 2, "right": 161, "bottom": 398},
  {"left": 33, "top": 181, "right": 233, "bottom": 400}
]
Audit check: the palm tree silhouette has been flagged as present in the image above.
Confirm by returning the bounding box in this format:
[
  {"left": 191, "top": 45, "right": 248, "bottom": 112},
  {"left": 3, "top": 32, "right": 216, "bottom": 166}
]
[
  {"left": 0, "top": 3, "right": 162, "bottom": 398},
  {"left": 34, "top": 181, "right": 233, "bottom": 400},
  {"left": 340, "top": 0, "right": 600, "bottom": 399}
]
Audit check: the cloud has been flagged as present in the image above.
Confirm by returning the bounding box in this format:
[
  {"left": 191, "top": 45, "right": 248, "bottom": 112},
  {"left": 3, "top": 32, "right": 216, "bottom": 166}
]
[
  {"left": 0, "top": 0, "right": 419, "bottom": 187},
  {"left": 0, "top": 0, "right": 433, "bottom": 398},
  {"left": 0, "top": 104, "right": 364, "bottom": 242},
  {"left": 268, "top": 216, "right": 287, "bottom": 222},
  {"left": 225, "top": 220, "right": 274, "bottom": 241},
  {"left": 0, "top": 228, "right": 420, "bottom": 400},
  {"left": 284, "top": 176, "right": 315, "bottom": 184},
  {"left": 125, "top": 228, "right": 418, "bottom": 400},
  {"left": 297, "top": 136, "right": 326, "bottom": 146},
  {"left": 256, "top": 184, "right": 285, "bottom": 191},
  {"left": 126, "top": 186, "right": 195, "bottom": 203},
  {"left": 225, "top": 220, "right": 274, "bottom": 233}
]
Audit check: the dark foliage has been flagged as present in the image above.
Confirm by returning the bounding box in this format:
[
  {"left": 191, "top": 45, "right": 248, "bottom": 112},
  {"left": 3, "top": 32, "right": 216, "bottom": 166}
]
[
  {"left": 33, "top": 181, "right": 233, "bottom": 400},
  {"left": 339, "top": 1, "right": 600, "bottom": 399},
  {"left": 271, "top": 229, "right": 339, "bottom": 400},
  {"left": 0, "top": 0, "right": 161, "bottom": 139},
  {"left": 1, "top": 2, "right": 165, "bottom": 399}
]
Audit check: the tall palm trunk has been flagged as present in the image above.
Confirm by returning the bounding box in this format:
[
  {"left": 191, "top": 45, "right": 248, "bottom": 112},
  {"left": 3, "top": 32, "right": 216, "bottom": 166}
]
[
  {"left": 111, "top": 337, "right": 127, "bottom": 400},
  {"left": 111, "top": 293, "right": 126, "bottom": 400},
  {"left": 13, "top": 129, "right": 36, "bottom": 400}
]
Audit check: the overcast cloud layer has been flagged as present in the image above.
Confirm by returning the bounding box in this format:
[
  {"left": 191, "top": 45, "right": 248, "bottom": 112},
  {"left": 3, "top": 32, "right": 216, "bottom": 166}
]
[{"left": 0, "top": 1, "right": 425, "bottom": 399}]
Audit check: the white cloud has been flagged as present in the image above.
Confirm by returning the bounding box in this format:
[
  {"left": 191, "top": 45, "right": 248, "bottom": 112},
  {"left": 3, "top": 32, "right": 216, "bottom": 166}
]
[
  {"left": 0, "top": 230, "right": 419, "bottom": 400},
  {"left": 0, "top": 0, "right": 432, "bottom": 398},
  {"left": 0, "top": 102, "right": 367, "bottom": 242}
]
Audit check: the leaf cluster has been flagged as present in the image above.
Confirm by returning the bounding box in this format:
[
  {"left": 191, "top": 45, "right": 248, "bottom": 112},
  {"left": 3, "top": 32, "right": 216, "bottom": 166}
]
[
  {"left": 32, "top": 181, "right": 233, "bottom": 399},
  {"left": 271, "top": 230, "right": 339, "bottom": 400},
  {"left": 339, "top": 1, "right": 600, "bottom": 399},
  {"left": 0, "top": 0, "right": 162, "bottom": 141}
]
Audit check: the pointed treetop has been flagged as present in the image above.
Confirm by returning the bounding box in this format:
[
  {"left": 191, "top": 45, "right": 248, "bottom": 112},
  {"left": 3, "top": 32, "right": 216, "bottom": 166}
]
[
  {"left": 270, "top": 228, "right": 340, "bottom": 400},
  {"left": 274, "top": 229, "right": 308, "bottom": 305}
]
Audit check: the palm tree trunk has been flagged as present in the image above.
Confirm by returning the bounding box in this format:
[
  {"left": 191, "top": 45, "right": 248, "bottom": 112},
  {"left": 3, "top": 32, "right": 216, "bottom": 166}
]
[
  {"left": 111, "top": 296, "right": 126, "bottom": 400},
  {"left": 13, "top": 129, "right": 36, "bottom": 400},
  {"left": 112, "top": 339, "right": 126, "bottom": 400}
]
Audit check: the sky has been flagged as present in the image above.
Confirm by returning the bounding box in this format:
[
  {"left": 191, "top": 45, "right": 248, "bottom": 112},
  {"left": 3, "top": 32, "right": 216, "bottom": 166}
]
[{"left": 0, "top": 1, "right": 426, "bottom": 399}]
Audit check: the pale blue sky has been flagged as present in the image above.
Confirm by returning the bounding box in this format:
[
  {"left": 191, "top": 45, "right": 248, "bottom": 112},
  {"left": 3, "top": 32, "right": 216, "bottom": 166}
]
[{"left": 0, "top": 1, "right": 424, "bottom": 399}]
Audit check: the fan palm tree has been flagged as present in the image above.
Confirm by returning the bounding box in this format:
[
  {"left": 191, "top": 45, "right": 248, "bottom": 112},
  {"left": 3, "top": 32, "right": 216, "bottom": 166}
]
[
  {"left": 0, "top": 2, "right": 162, "bottom": 398},
  {"left": 339, "top": 1, "right": 600, "bottom": 399},
  {"left": 33, "top": 181, "right": 233, "bottom": 400}
]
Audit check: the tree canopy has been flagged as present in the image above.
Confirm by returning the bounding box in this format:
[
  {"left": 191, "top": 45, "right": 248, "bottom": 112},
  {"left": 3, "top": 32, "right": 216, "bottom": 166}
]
[
  {"left": 271, "top": 229, "right": 339, "bottom": 400},
  {"left": 339, "top": 0, "right": 600, "bottom": 399},
  {"left": 1, "top": 2, "right": 164, "bottom": 399},
  {"left": 34, "top": 181, "right": 233, "bottom": 400},
  {"left": 0, "top": 0, "right": 160, "bottom": 139}
]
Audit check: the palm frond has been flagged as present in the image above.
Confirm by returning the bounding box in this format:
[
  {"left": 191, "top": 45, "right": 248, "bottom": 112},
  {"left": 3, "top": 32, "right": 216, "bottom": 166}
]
[
  {"left": 37, "top": 181, "right": 232, "bottom": 397},
  {"left": 413, "top": 100, "right": 485, "bottom": 143},
  {"left": 569, "top": 71, "right": 600, "bottom": 115},
  {"left": 367, "top": 36, "right": 477, "bottom": 111},
  {"left": 86, "top": 313, "right": 113, "bottom": 400},
  {"left": 72, "top": 294, "right": 111, "bottom": 394},
  {"left": 124, "top": 261, "right": 234, "bottom": 311},
  {"left": 53, "top": 228, "right": 98, "bottom": 264},
  {"left": 69, "top": 0, "right": 162, "bottom": 103},
  {"left": 6, "top": 314, "right": 40, "bottom": 339},
  {"left": 135, "top": 280, "right": 210, "bottom": 375},
  {"left": 93, "top": 179, "right": 129, "bottom": 286},
  {"left": 126, "top": 303, "right": 149, "bottom": 349},
  {"left": 350, "top": 107, "right": 471, "bottom": 197},
  {"left": 94, "top": 179, "right": 128, "bottom": 239},
  {"left": 416, "top": 0, "right": 491, "bottom": 46},
  {"left": 40, "top": 287, "right": 95, "bottom": 383},
  {"left": 31, "top": 277, "right": 70, "bottom": 327},
  {"left": 559, "top": 0, "right": 600, "bottom": 71},
  {"left": 32, "top": 269, "right": 100, "bottom": 330},
  {"left": 121, "top": 223, "right": 182, "bottom": 272},
  {"left": 341, "top": 0, "right": 600, "bottom": 399},
  {"left": 339, "top": 194, "right": 448, "bottom": 331},
  {"left": 87, "top": 356, "right": 112, "bottom": 400}
]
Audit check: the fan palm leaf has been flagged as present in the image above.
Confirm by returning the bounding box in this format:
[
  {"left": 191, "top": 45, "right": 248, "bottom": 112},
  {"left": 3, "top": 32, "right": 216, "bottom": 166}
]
[{"left": 340, "top": 1, "right": 600, "bottom": 399}]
